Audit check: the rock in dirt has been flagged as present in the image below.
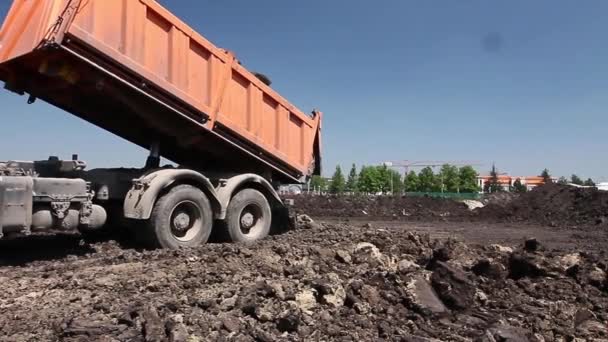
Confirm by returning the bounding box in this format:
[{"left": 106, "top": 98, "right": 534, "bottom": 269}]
[
  {"left": 472, "top": 259, "right": 506, "bottom": 279},
  {"left": 588, "top": 267, "right": 607, "bottom": 288},
  {"left": 405, "top": 275, "right": 449, "bottom": 316},
  {"left": 276, "top": 310, "right": 300, "bottom": 333},
  {"left": 402, "top": 335, "right": 443, "bottom": 342},
  {"left": 489, "top": 244, "right": 514, "bottom": 253},
  {"left": 335, "top": 250, "right": 352, "bottom": 264},
  {"left": 296, "top": 214, "right": 317, "bottom": 229},
  {"left": 312, "top": 273, "right": 346, "bottom": 308},
  {"left": 430, "top": 261, "right": 476, "bottom": 310},
  {"left": 574, "top": 308, "right": 597, "bottom": 327},
  {"left": 556, "top": 253, "right": 581, "bottom": 271},
  {"left": 221, "top": 315, "right": 240, "bottom": 333},
  {"left": 166, "top": 314, "right": 188, "bottom": 342},
  {"left": 353, "top": 242, "right": 382, "bottom": 263},
  {"left": 295, "top": 289, "right": 317, "bottom": 312},
  {"left": 478, "top": 324, "right": 533, "bottom": 342},
  {"left": 576, "top": 319, "right": 606, "bottom": 336},
  {"left": 61, "top": 319, "right": 126, "bottom": 338},
  {"left": 432, "top": 246, "right": 451, "bottom": 262},
  {"left": 141, "top": 305, "right": 165, "bottom": 342},
  {"left": 508, "top": 253, "right": 547, "bottom": 279},
  {"left": 524, "top": 238, "right": 541, "bottom": 252},
  {"left": 398, "top": 259, "right": 420, "bottom": 274},
  {"left": 462, "top": 200, "right": 485, "bottom": 210}
]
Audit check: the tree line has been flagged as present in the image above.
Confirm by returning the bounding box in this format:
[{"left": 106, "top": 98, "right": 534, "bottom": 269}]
[
  {"left": 310, "top": 164, "right": 480, "bottom": 195},
  {"left": 557, "top": 174, "right": 595, "bottom": 187},
  {"left": 483, "top": 166, "right": 597, "bottom": 194}
]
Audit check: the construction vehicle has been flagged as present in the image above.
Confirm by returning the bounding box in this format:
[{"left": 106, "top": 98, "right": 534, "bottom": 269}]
[{"left": 0, "top": 0, "right": 322, "bottom": 248}]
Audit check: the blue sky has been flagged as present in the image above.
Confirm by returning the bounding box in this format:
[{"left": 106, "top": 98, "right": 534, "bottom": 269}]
[{"left": 0, "top": 1, "right": 607, "bottom": 180}]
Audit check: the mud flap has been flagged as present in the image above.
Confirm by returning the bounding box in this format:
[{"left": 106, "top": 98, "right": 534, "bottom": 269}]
[{"left": 271, "top": 199, "right": 297, "bottom": 234}]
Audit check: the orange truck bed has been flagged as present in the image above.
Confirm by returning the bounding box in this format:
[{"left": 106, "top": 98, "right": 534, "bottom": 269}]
[{"left": 0, "top": 0, "right": 321, "bottom": 183}]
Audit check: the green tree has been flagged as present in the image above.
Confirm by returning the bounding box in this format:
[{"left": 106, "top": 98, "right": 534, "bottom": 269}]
[
  {"left": 570, "top": 174, "right": 583, "bottom": 185},
  {"left": 459, "top": 166, "right": 479, "bottom": 193},
  {"left": 404, "top": 171, "right": 420, "bottom": 192},
  {"left": 376, "top": 164, "right": 392, "bottom": 194},
  {"left": 346, "top": 164, "right": 358, "bottom": 193},
  {"left": 557, "top": 176, "right": 568, "bottom": 185},
  {"left": 310, "top": 175, "right": 327, "bottom": 193},
  {"left": 418, "top": 167, "right": 436, "bottom": 192},
  {"left": 540, "top": 169, "right": 552, "bottom": 183},
  {"left": 358, "top": 166, "right": 381, "bottom": 194},
  {"left": 584, "top": 178, "right": 596, "bottom": 187},
  {"left": 329, "top": 165, "right": 346, "bottom": 194},
  {"left": 512, "top": 178, "right": 527, "bottom": 193},
  {"left": 484, "top": 164, "right": 503, "bottom": 193},
  {"left": 390, "top": 169, "right": 403, "bottom": 195},
  {"left": 439, "top": 164, "right": 460, "bottom": 192}
]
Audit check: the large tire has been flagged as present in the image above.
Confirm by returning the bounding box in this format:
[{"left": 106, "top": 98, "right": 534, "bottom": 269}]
[
  {"left": 142, "top": 185, "right": 213, "bottom": 249},
  {"left": 225, "top": 189, "right": 271, "bottom": 243}
]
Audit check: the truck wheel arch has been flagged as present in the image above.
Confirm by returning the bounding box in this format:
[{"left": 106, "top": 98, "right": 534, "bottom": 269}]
[
  {"left": 215, "top": 173, "right": 283, "bottom": 220},
  {"left": 123, "top": 169, "right": 222, "bottom": 220}
]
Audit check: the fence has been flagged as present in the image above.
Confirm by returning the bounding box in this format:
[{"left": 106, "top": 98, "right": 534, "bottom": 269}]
[{"left": 404, "top": 192, "right": 481, "bottom": 200}]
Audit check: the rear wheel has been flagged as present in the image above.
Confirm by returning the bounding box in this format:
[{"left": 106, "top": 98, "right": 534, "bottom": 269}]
[
  {"left": 225, "top": 189, "right": 271, "bottom": 243},
  {"left": 142, "top": 185, "right": 213, "bottom": 249}
]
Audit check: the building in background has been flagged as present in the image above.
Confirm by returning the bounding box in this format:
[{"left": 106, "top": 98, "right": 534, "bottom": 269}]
[{"left": 477, "top": 175, "right": 557, "bottom": 192}]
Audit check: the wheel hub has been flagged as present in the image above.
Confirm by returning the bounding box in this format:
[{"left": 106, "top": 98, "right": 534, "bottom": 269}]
[
  {"left": 240, "top": 212, "right": 255, "bottom": 229},
  {"left": 173, "top": 212, "right": 191, "bottom": 231}
]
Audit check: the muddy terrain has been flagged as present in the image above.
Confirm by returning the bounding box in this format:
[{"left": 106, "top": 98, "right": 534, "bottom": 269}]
[
  {"left": 293, "top": 183, "right": 608, "bottom": 229},
  {"left": 0, "top": 184, "right": 606, "bottom": 341}
]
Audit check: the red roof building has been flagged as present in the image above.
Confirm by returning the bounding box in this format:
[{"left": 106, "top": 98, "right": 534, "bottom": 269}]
[{"left": 477, "top": 175, "right": 556, "bottom": 192}]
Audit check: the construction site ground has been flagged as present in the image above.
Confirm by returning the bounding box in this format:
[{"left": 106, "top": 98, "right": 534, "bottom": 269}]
[{"left": 1, "top": 184, "right": 607, "bottom": 341}]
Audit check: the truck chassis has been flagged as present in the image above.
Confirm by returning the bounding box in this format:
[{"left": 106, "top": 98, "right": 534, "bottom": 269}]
[{"left": 0, "top": 154, "right": 291, "bottom": 249}]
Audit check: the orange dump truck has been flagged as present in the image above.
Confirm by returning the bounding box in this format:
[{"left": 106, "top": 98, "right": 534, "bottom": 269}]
[{"left": 0, "top": 0, "right": 321, "bottom": 248}]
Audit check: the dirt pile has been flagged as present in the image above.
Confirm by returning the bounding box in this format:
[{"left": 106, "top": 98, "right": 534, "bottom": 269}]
[
  {"left": 293, "top": 184, "right": 608, "bottom": 229},
  {"left": 1, "top": 222, "right": 607, "bottom": 341},
  {"left": 480, "top": 183, "right": 608, "bottom": 228},
  {"left": 290, "top": 195, "right": 473, "bottom": 220}
]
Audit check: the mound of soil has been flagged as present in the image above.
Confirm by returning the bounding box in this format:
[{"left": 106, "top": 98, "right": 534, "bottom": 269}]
[
  {"left": 290, "top": 195, "right": 473, "bottom": 220},
  {"left": 0, "top": 222, "right": 606, "bottom": 341},
  {"left": 480, "top": 183, "right": 608, "bottom": 228}
]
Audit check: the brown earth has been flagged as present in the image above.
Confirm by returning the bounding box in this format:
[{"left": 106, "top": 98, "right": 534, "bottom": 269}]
[
  {"left": 0, "top": 219, "right": 607, "bottom": 341},
  {"left": 0, "top": 184, "right": 607, "bottom": 341}
]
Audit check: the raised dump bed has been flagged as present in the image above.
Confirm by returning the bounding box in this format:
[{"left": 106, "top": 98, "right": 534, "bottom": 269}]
[{"left": 0, "top": 0, "right": 321, "bottom": 183}]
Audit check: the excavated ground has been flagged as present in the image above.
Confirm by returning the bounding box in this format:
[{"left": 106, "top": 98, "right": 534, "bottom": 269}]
[
  {"left": 0, "top": 221, "right": 606, "bottom": 341},
  {"left": 0, "top": 184, "right": 607, "bottom": 341}
]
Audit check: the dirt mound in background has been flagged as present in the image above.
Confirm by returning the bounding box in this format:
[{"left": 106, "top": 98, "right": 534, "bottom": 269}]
[
  {"left": 292, "top": 184, "right": 608, "bottom": 229},
  {"left": 479, "top": 183, "right": 608, "bottom": 228},
  {"left": 1, "top": 222, "right": 607, "bottom": 341},
  {"left": 289, "top": 195, "right": 473, "bottom": 220}
]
